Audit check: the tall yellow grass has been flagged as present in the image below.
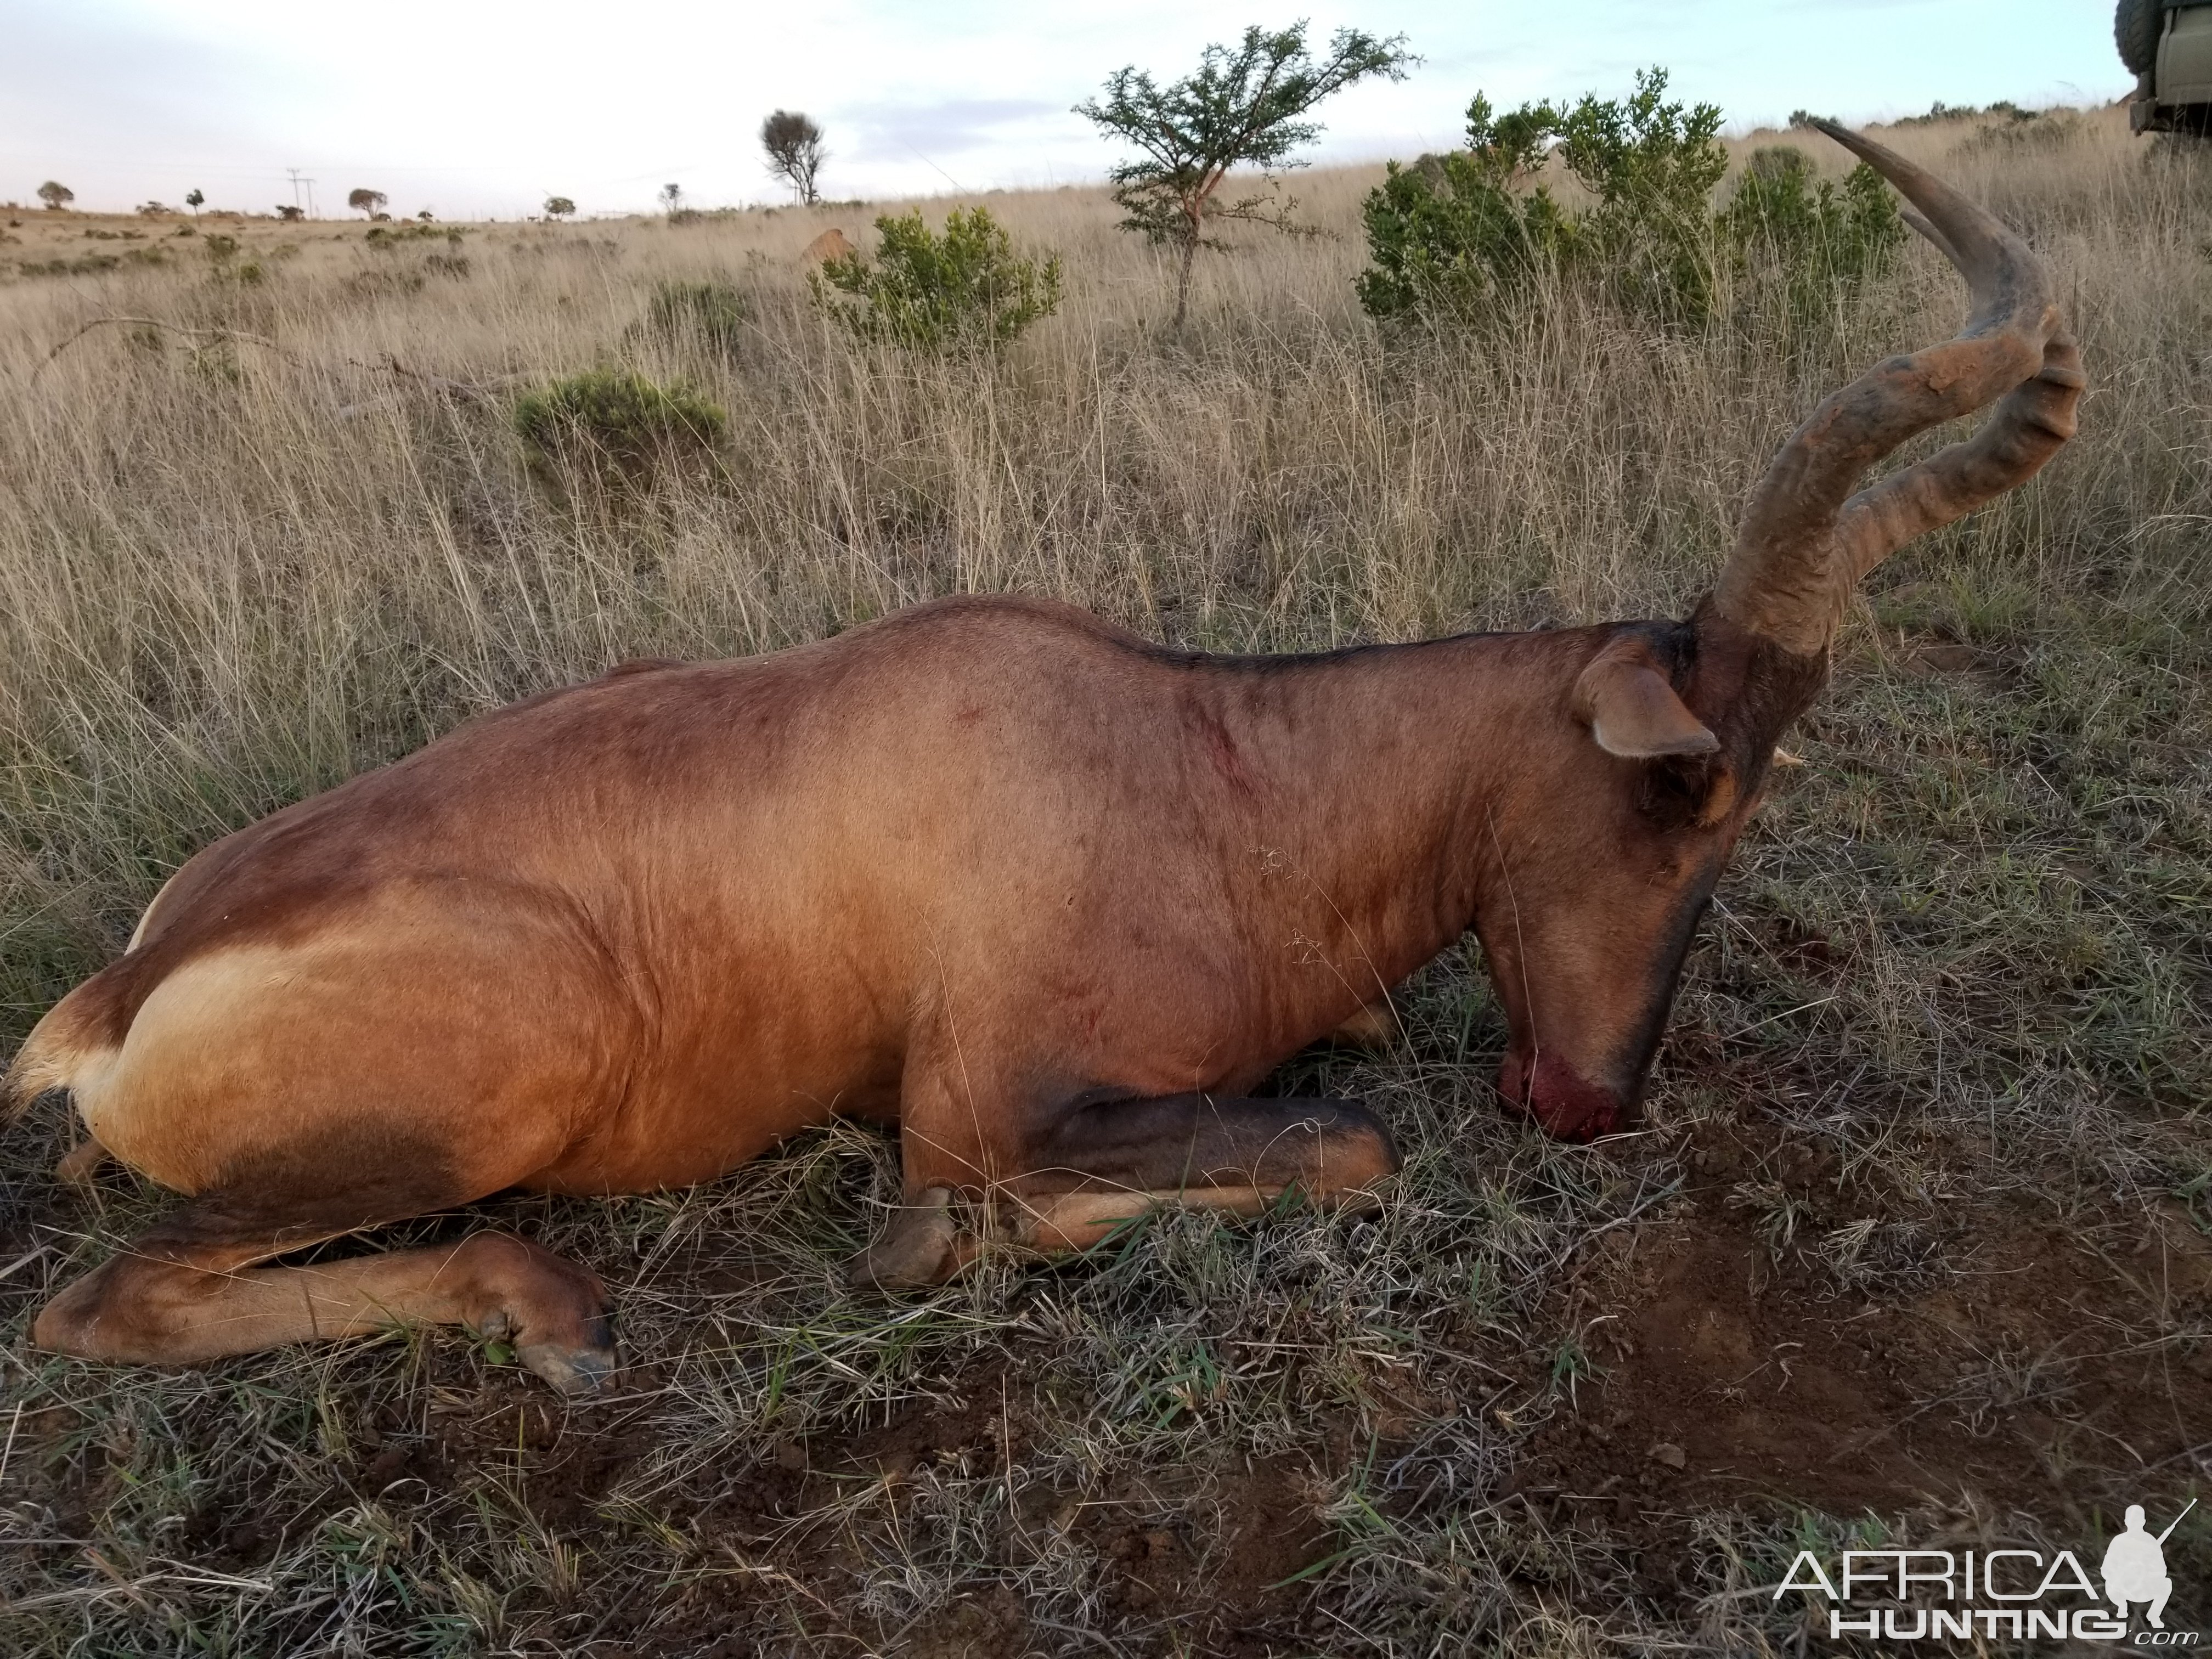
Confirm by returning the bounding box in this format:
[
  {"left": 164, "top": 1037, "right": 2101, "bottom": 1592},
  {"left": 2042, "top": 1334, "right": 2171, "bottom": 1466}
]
[{"left": 1, "top": 104, "right": 2205, "bottom": 1035}]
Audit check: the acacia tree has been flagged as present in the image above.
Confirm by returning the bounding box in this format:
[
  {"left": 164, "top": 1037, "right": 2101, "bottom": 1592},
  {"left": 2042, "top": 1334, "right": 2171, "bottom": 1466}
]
[
  {"left": 185, "top": 188, "right": 205, "bottom": 218},
  {"left": 1076, "top": 22, "right": 1412, "bottom": 330},
  {"left": 347, "top": 187, "right": 387, "bottom": 218},
  {"left": 760, "top": 110, "right": 827, "bottom": 205},
  {"left": 37, "top": 180, "right": 74, "bottom": 211},
  {"left": 660, "top": 182, "right": 684, "bottom": 215},
  {"left": 544, "top": 195, "right": 576, "bottom": 219}
]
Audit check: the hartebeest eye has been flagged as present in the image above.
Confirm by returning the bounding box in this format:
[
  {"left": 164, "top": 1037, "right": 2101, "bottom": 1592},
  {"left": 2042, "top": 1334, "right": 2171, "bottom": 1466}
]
[
  {"left": 1572, "top": 636, "right": 1718, "bottom": 760},
  {"left": 1637, "top": 749, "right": 1739, "bottom": 832}
]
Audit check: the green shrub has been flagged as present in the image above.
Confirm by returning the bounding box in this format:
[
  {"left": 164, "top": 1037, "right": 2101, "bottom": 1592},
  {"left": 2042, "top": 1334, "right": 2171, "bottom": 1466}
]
[
  {"left": 197, "top": 233, "right": 265, "bottom": 284},
  {"left": 1956, "top": 106, "right": 2085, "bottom": 155},
  {"left": 1551, "top": 70, "right": 1730, "bottom": 322},
  {"left": 365, "top": 222, "right": 467, "bottom": 247},
  {"left": 512, "top": 368, "right": 727, "bottom": 477},
  {"left": 1719, "top": 145, "right": 1905, "bottom": 321},
  {"left": 1360, "top": 69, "right": 1900, "bottom": 331},
  {"left": 17, "top": 254, "right": 122, "bottom": 278},
  {"left": 1356, "top": 97, "right": 1577, "bottom": 320},
  {"left": 343, "top": 266, "right": 425, "bottom": 299},
  {"left": 644, "top": 279, "right": 747, "bottom": 355},
  {"left": 811, "top": 207, "right": 1061, "bottom": 354},
  {"left": 1360, "top": 70, "right": 1728, "bottom": 326}
]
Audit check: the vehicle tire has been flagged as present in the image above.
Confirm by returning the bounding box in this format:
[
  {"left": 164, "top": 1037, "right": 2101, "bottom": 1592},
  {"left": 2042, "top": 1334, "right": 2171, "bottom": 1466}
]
[{"left": 2117, "top": 0, "right": 2164, "bottom": 75}]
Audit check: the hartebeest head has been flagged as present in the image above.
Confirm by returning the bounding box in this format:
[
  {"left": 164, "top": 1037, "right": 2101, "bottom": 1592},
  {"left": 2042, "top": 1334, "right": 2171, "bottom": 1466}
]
[{"left": 1474, "top": 121, "right": 2081, "bottom": 1141}]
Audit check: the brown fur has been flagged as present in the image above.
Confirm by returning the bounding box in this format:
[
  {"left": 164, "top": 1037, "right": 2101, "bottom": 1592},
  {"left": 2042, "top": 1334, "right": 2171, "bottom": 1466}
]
[{"left": 801, "top": 227, "right": 854, "bottom": 263}]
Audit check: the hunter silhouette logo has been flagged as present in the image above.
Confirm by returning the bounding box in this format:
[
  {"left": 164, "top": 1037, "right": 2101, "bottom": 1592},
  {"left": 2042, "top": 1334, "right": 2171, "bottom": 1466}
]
[
  {"left": 1774, "top": 1499, "right": 2200, "bottom": 1643},
  {"left": 2106, "top": 1501, "right": 2194, "bottom": 1630}
]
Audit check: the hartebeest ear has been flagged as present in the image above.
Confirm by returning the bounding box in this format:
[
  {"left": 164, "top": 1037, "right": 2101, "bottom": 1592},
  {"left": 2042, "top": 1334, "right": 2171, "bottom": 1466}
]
[{"left": 1572, "top": 637, "right": 1720, "bottom": 759}]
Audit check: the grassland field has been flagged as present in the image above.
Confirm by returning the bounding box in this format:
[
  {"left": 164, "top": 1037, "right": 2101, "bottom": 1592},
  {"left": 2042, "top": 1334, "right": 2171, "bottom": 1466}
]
[{"left": 0, "top": 100, "right": 2208, "bottom": 1656}]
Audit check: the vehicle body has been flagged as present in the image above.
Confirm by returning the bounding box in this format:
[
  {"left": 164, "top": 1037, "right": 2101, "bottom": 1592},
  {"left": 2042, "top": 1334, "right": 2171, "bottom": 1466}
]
[{"left": 2119, "top": 0, "right": 2212, "bottom": 133}]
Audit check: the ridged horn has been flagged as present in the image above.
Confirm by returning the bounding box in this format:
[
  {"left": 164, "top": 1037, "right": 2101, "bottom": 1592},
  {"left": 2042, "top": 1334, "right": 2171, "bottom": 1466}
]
[{"left": 1708, "top": 120, "right": 2085, "bottom": 658}]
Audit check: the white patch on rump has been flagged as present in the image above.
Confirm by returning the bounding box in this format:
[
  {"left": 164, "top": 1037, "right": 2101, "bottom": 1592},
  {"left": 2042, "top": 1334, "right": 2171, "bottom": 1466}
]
[{"left": 75, "top": 945, "right": 307, "bottom": 1194}]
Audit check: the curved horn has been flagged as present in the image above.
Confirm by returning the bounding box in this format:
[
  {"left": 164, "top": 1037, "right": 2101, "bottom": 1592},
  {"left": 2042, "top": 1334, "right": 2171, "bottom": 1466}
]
[{"left": 1708, "top": 120, "right": 2085, "bottom": 657}]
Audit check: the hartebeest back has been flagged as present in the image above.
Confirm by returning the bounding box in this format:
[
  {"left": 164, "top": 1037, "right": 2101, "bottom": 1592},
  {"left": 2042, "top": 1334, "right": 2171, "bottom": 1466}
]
[{"left": 4, "top": 126, "right": 2080, "bottom": 1393}]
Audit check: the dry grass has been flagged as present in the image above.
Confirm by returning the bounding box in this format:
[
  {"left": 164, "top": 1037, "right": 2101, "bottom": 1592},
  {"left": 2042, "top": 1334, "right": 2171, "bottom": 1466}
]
[{"left": 1, "top": 104, "right": 2209, "bottom": 1655}]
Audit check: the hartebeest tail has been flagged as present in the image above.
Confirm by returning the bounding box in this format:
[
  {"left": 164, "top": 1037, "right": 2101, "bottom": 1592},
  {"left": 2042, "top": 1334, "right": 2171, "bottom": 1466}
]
[{"left": 8, "top": 126, "right": 2078, "bottom": 1394}]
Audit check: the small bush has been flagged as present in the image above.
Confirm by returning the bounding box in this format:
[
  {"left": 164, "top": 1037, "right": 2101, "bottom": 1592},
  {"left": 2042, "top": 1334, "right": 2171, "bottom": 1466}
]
[
  {"left": 643, "top": 279, "right": 747, "bottom": 356},
  {"left": 811, "top": 206, "right": 1061, "bottom": 354},
  {"left": 365, "top": 223, "right": 467, "bottom": 248},
  {"left": 512, "top": 368, "right": 727, "bottom": 477},
  {"left": 1360, "top": 70, "right": 1728, "bottom": 326},
  {"left": 1956, "top": 107, "right": 2085, "bottom": 155},
  {"left": 1719, "top": 146, "right": 1904, "bottom": 321},
  {"left": 1553, "top": 70, "right": 1731, "bottom": 323},
  {"left": 1362, "top": 69, "right": 1903, "bottom": 331},
  {"left": 342, "top": 266, "right": 425, "bottom": 299},
  {"left": 16, "top": 254, "right": 121, "bottom": 279},
  {"left": 1356, "top": 97, "right": 1576, "bottom": 320},
  {"left": 1888, "top": 98, "right": 2033, "bottom": 127},
  {"left": 199, "top": 233, "right": 264, "bottom": 283}
]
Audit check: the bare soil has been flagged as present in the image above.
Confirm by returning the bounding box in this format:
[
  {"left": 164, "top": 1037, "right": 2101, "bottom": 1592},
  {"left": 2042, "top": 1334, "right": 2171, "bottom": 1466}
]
[{"left": 1531, "top": 1116, "right": 2212, "bottom": 1540}]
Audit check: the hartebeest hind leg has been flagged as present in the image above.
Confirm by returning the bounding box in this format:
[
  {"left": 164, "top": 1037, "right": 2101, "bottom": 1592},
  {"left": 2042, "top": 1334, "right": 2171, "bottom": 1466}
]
[
  {"left": 53, "top": 1133, "right": 111, "bottom": 1188},
  {"left": 23, "top": 905, "right": 630, "bottom": 1391},
  {"left": 851, "top": 1092, "right": 1400, "bottom": 1288},
  {"left": 35, "top": 1207, "right": 614, "bottom": 1395}
]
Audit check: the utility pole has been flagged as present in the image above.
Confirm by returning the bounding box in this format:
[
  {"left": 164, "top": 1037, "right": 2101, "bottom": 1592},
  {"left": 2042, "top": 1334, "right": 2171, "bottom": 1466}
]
[{"left": 286, "top": 167, "right": 318, "bottom": 217}]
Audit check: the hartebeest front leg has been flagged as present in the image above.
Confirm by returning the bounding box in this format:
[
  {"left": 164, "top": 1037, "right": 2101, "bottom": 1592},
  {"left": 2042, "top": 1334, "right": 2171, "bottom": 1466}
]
[{"left": 849, "top": 1091, "right": 1401, "bottom": 1289}]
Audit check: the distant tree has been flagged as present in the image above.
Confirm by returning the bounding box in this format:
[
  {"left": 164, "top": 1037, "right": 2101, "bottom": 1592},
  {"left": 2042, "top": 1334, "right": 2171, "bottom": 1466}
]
[
  {"left": 347, "top": 188, "right": 387, "bottom": 218},
  {"left": 185, "top": 188, "right": 205, "bottom": 218},
  {"left": 1076, "top": 23, "right": 1413, "bottom": 330},
  {"left": 544, "top": 195, "right": 577, "bottom": 219},
  {"left": 760, "top": 110, "right": 827, "bottom": 205},
  {"left": 138, "top": 201, "right": 172, "bottom": 218},
  {"left": 275, "top": 203, "right": 305, "bottom": 222},
  {"left": 37, "top": 180, "right": 74, "bottom": 211},
  {"left": 416, "top": 208, "right": 435, "bottom": 221},
  {"left": 659, "top": 183, "right": 684, "bottom": 216}
]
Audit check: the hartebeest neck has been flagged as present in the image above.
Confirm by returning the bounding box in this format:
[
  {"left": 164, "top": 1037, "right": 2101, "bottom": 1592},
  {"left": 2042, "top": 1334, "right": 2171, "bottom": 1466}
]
[{"left": 1166, "top": 625, "right": 1606, "bottom": 1005}]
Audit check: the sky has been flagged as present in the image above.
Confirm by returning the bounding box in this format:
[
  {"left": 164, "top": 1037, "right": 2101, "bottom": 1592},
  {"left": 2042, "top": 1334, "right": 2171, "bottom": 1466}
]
[{"left": 1, "top": 1, "right": 2129, "bottom": 219}]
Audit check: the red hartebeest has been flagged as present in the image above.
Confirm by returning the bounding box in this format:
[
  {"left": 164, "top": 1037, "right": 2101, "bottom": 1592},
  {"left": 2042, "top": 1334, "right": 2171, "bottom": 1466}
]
[{"left": 5, "top": 126, "right": 2079, "bottom": 1393}]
